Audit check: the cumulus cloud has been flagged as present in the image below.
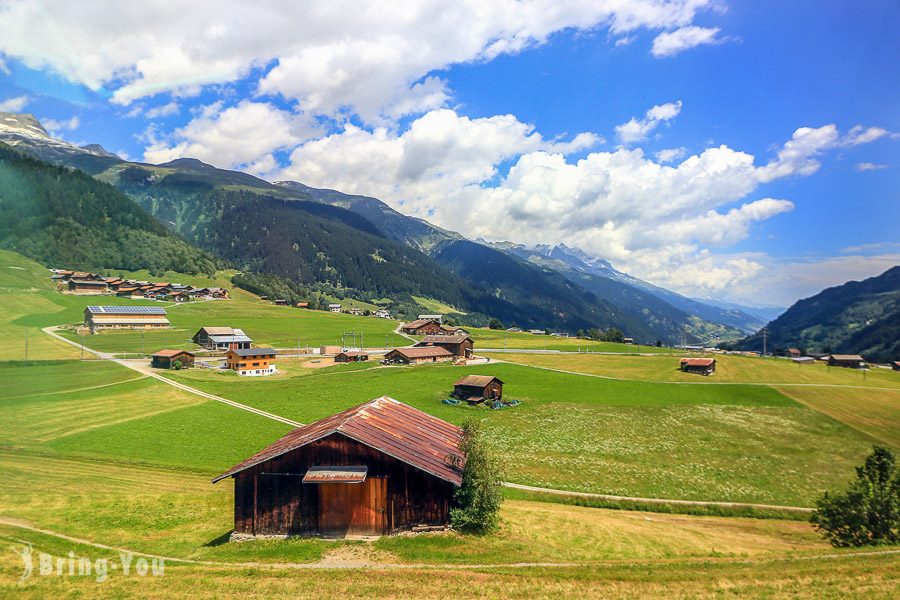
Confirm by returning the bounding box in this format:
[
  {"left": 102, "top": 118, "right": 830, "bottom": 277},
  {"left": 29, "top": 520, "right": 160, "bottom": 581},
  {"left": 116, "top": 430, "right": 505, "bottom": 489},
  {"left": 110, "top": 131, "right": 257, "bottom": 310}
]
[
  {"left": 42, "top": 115, "right": 80, "bottom": 133},
  {"left": 274, "top": 112, "right": 892, "bottom": 297},
  {"left": 0, "top": 94, "right": 29, "bottom": 112},
  {"left": 143, "top": 100, "right": 320, "bottom": 175},
  {"left": 0, "top": 1, "right": 721, "bottom": 122},
  {"left": 615, "top": 100, "right": 682, "bottom": 145},
  {"left": 655, "top": 146, "right": 686, "bottom": 163},
  {"left": 145, "top": 101, "right": 180, "bottom": 119},
  {"left": 651, "top": 25, "right": 722, "bottom": 57}
]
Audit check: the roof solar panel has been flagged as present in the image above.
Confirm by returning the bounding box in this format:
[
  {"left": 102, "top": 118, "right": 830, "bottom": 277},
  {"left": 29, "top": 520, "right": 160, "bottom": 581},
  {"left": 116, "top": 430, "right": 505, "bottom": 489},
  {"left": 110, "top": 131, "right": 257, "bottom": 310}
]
[{"left": 86, "top": 305, "right": 167, "bottom": 314}]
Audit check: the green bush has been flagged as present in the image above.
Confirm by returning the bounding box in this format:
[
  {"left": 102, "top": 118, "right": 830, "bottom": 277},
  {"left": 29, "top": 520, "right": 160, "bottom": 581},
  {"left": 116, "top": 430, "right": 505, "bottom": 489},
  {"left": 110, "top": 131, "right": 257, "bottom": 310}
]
[
  {"left": 811, "top": 446, "right": 900, "bottom": 547},
  {"left": 450, "top": 419, "right": 503, "bottom": 534}
]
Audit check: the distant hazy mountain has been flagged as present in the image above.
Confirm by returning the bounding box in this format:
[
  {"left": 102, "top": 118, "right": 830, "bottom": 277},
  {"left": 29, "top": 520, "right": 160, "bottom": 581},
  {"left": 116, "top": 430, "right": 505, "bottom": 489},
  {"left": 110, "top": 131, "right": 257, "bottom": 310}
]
[{"left": 734, "top": 266, "right": 900, "bottom": 362}]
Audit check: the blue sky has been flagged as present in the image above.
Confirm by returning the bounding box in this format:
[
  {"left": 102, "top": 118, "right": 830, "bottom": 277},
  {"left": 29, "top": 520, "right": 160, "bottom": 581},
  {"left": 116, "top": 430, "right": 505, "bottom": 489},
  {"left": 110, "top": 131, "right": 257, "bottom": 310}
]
[{"left": 0, "top": 1, "right": 897, "bottom": 305}]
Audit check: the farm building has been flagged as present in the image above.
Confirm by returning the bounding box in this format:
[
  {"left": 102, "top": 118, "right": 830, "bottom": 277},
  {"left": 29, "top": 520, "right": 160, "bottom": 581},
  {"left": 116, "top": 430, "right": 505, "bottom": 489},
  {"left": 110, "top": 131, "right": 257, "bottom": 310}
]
[
  {"left": 383, "top": 347, "right": 454, "bottom": 365},
  {"left": 418, "top": 314, "right": 443, "bottom": 323},
  {"left": 212, "top": 396, "right": 463, "bottom": 537},
  {"left": 335, "top": 351, "right": 369, "bottom": 363},
  {"left": 328, "top": 304, "right": 342, "bottom": 313},
  {"left": 296, "top": 302, "right": 309, "bottom": 308},
  {"left": 400, "top": 319, "right": 444, "bottom": 335},
  {"left": 414, "top": 334, "right": 474, "bottom": 359},
  {"left": 274, "top": 299, "right": 288, "bottom": 306},
  {"left": 787, "top": 348, "right": 801, "bottom": 358},
  {"left": 151, "top": 350, "right": 195, "bottom": 369},
  {"left": 225, "top": 347, "right": 277, "bottom": 376},
  {"left": 192, "top": 327, "right": 252, "bottom": 350},
  {"left": 679, "top": 357, "right": 716, "bottom": 375},
  {"left": 828, "top": 354, "right": 866, "bottom": 369},
  {"left": 441, "top": 325, "right": 469, "bottom": 335},
  {"left": 349, "top": 307, "right": 363, "bottom": 316},
  {"left": 893, "top": 361, "right": 900, "bottom": 371},
  {"left": 67, "top": 279, "right": 109, "bottom": 294},
  {"left": 84, "top": 306, "right": 170, "bottom": 332},
  {"left": 319, "top": 345, "right": 343, "bottom": 356},
  {"left": 374, "top": 309, "right": 391, "bottom": 319},
  {"left": 791, "top": 356, "right": 816, "bottom": 364},
  {"left": 623, "top": 338, "right": 634, "bottom": 345},
  {"left": 452, "top": 375, "right": 503, "bottom": 403}
]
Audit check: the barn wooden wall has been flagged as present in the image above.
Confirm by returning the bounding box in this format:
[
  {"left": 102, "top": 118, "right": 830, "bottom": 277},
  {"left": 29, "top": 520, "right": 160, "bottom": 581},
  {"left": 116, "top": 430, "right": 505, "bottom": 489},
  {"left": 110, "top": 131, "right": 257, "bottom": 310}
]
[{"left": 232, "top": 433, "right": 454, "bottom": 536}]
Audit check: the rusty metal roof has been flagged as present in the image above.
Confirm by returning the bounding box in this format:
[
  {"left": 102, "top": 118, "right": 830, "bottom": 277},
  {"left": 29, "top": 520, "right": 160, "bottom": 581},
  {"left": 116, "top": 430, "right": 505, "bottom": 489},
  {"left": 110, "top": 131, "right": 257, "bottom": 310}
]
[
  {"left": 417, "top": 334, "right": 473, "bottom": 344},
  {"left": 152, "top": 349, "right": 194, "bottom": 358},
  {"left": 213, "top": 396, "right": 464, "bottom": 485},
  {"left": 829, "top": 354, "right": 865, "bottom": 361},
  {"left": 402, "top": 318, "right": 439, "bottom": 329},
  {"left": 302, "top": 466, "right": 367, "bottom": 483},
  {"left": 680, "top": 358, "right": 715, "bottom": 366},
  {"left": 454, "top": 375, "right": 502, "bottom": 387},
  {"left": 388, "top": 346, "right": 454, "bottom": 359}
]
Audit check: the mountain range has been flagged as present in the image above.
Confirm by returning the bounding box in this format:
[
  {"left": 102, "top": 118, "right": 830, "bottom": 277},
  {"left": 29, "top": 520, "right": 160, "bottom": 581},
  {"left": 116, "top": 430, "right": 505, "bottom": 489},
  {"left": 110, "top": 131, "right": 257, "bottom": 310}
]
[{"left": 0, "top": 111, "right": 784, "bottom": 343}]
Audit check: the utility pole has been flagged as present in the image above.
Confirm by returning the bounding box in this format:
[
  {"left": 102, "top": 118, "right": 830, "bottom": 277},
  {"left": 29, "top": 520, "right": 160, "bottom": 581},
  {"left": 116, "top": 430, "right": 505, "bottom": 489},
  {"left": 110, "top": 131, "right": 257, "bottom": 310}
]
[{"left": 762, "top": 327, "right": 767, "bottom": 358}]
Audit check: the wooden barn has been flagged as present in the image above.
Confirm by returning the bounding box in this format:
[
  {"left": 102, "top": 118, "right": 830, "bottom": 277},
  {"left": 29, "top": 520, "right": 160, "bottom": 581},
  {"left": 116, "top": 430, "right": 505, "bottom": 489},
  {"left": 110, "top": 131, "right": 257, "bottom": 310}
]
[
  {"left": 335, "top": 351, "right": 369, "bottom": 363},
  {"left": 893, "top": 361, "right": 900, "bottom": 371},
  {"left": 84, "top": 305, "right": 170, "bottom": 332},
  {"left": 679, "top": 357, "right": 716, "bottom": 375},
  {"left": 827, "top": 354, "right": 866, "bottom": 369},
  {"left": 383, "top": 346, "right": 454, "bottom": 365},
  {"left": 399, "top": 319, "right": 444, "bottom": 336},
  {"left": 67, "top": 279, "right": 109, "bottom": 294},
  {"left": 213, "top": 396, "right": 464, "bottom": 537},
  {"left": 150, "top": 349, "right": 195, "bottom": 369},
  {"left": 452, "top": 375, "right": 503, "bottom": 403},
  {"left": 192, "top": 327, "right": 252, "bottom": 350},
  {"left": 225, "top": 347, "right": 277, "bottom": 376},
  {"left": 787, "top": 348, "right": 802, "bottom": 358},
  {"left": 414, "top": 334, "right": 474, "bottom": 359}
]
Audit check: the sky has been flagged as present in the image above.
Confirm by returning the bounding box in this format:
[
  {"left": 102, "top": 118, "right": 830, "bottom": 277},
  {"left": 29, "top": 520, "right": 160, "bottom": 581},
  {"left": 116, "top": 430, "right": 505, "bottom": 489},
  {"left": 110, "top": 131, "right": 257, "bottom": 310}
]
[{"left": 0, "top": 0, "right": 897, "bottom": 306}]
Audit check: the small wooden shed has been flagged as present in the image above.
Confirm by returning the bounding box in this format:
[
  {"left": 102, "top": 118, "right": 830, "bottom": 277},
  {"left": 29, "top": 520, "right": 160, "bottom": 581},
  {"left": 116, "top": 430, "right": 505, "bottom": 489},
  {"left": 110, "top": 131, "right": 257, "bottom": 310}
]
[
  {"left": 150, "top": 349, "right": 195, "bottom": 369},
  {"left": 452, "top": 375, "right": 503, "bottom": 403},
  {"left": 680, "top": 357, "right": 716, "bottom": 375},
  {"left": 827, "top": 354, "right": 866, "bottom": 369},
  {"left": 335, "top": 351, "right": 369, "bottom": 363},
  {"left": 213, "top": 396, "right": 464, "bottom": 537}
]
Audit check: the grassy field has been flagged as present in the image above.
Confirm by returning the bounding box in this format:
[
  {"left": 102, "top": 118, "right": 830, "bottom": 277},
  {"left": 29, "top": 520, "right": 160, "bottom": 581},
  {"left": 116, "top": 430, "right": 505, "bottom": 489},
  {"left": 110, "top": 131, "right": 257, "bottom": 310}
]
[
  {"left": 467, "top": 327, "right": 675, "bottom": 353},
  {"left": 490, "top": 351, "right": 900, "bottom": 388},
  {"left": 163, "top": 360, "right": 879, "bottom": 505},
  {"left": 777, "top": 385, "right": 900, "bottom": 447}
]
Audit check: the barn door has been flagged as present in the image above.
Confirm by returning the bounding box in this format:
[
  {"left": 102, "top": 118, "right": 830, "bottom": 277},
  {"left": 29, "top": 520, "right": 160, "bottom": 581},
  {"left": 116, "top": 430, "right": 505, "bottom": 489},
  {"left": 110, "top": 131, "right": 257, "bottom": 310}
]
[{"left": 318, "top": 477, "right": 387, "bottom": 536}]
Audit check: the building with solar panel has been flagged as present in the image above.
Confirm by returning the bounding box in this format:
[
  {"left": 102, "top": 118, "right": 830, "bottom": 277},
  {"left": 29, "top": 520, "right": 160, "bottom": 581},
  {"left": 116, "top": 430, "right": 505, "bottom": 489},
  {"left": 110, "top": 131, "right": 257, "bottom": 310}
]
[{"left": 83, "top": 305, "right": 171, "bottom": 332}]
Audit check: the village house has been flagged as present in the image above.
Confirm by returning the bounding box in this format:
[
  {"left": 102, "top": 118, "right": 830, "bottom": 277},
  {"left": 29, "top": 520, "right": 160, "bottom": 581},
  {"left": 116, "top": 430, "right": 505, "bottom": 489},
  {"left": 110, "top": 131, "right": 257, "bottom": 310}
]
[
  {"left": 374, "top": 309, "right": 391, "bottom": 319},
  {"left": 296, "top": 302, "right": 309, "bottom": 308},
  {"left": 623, "top": 337, "right": 634, "bottom": 345},
  {"left": 192, "top": 327, "right": 252, "bottom": 350},
  {"left": 452, "top": 375, "right": 504, "bottom": 403},
  {"left": 400, "top": 319, "right": 444, "bottom": 336},
  {"left": 225, "top": 347, "right": 277, "bottom": 376},
  {"left": 827, "top": 354, "right": 866, "bottom": 369},
  {"left": 791, "top": 356, "right": 816, "bottom": 365},
  {"left": 334, "top": 351, "right": 369, "bottom": 363},
  {"left": 418, "top": 314, "right": 443, "bottom": 323},
  {"left": 150, "top": 349, "right": 195, "bottom": 369},
  {"left": 212, "top": 396, "right": 463, "bottom": 537},
  {"left": 440, "top": 325, "right": 469, "bottom": 336},
  {"left": 787, "top": 348, "right": 802, "bottom": 358},
  {"left": 328, "top": 303, "right": 342, "bottom": 313},
  {"left": 274, "top": 299, "right": 288, "bottom": 306},
  {"left": 67, "top": 278, "right": 109, "bottom": 294},
  {"left": 84, "top": 305, "right": 170, "bottom": 332},
  {"left": 414, "top": 334, "right": 474, "bottom": 359},
  {"left": 349, "top": 307, "right": 363, "bottom": 316},
  {"left": 679, "top": 357, "right": 716, "bottom": 376},
  {"left": 383, "top": 346, "right": 454, "bottom": 365}
]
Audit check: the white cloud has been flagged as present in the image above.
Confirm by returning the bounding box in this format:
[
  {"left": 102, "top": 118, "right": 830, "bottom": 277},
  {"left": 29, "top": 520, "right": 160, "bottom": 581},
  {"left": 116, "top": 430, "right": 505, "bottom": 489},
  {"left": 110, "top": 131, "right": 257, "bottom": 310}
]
[
  {"left": 0, "top": 94, "right": 29, "bottom": 112},
  {"left": 655, "top": 146, "right": 686, "bottom": 163},
  {"left": 843, "top": 125, "right": 888, "bottom": 146},
  {"left": 651, "top": 25, "right": 722, "bottom": 57},
  {"left": 615, "top": 100, "right": 682, "bottom": 145},
  {"left": 145, "top": 101, "right": 180, "bottom": 119},
  {"left": 0, "top": 1, "right": 720, "bottom": 122},
  {"left": 0, "top": 57, "right": 10, "bottom": 75},
  {"left": 143, "top": 100, "right": 320, "bottom": 175},
  {"left": 274, "top": 112, "right": 895, "bottom": 298},
  {"left": 42, "top": 115, "right": 80, "bottom": 133},
  {"left": 855, "top": 162, "right": 887, "bottom": 172}
]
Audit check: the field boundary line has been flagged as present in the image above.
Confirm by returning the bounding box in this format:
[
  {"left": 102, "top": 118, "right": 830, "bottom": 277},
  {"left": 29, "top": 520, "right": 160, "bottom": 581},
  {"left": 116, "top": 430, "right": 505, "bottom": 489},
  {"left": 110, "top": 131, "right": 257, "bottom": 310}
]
[
  {"left": 3, "top": 517, "right": 899, "bottom": 572},
  {"left": 41, "top": 326, "right": 302, "bottom": 428},
  {"left": 501, "top": 482, "right": 814, "bottom": 513},
  {"left": 6, "top": 375, "right": 150, "bottom": 400}
]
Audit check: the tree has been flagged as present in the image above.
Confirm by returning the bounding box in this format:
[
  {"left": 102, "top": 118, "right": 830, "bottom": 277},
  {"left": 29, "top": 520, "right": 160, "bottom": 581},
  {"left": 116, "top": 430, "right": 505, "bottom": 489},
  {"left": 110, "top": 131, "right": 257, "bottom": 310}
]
[
  {"left": 172, "top": 359, "right": 183, "bottom": 370},
  {"left": 488, "top": 318, "right": 503, "bottom": 330},
  {"left": 811, "top": 446, "right": 900, "bottom": 547},
  {"left": 450, "top": 419, "right": 503, "bottom": 534}
]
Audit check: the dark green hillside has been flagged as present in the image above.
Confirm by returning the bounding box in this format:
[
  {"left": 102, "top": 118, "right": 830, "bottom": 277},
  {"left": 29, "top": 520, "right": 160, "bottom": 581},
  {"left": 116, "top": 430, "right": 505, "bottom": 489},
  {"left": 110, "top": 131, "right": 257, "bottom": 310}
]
[
  {"left": 734, "top": 266, "right": 900, "bottom": 362},
  {"left": 0, "top": 143, "right": 222, "bottom": 275}
]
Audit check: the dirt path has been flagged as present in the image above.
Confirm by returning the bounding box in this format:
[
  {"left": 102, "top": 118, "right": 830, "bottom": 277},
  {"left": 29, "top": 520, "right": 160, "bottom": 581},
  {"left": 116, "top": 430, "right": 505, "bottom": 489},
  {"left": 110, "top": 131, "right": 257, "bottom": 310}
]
[{"left": 501, "top": 482, "right": 814, "bottom": 513}]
